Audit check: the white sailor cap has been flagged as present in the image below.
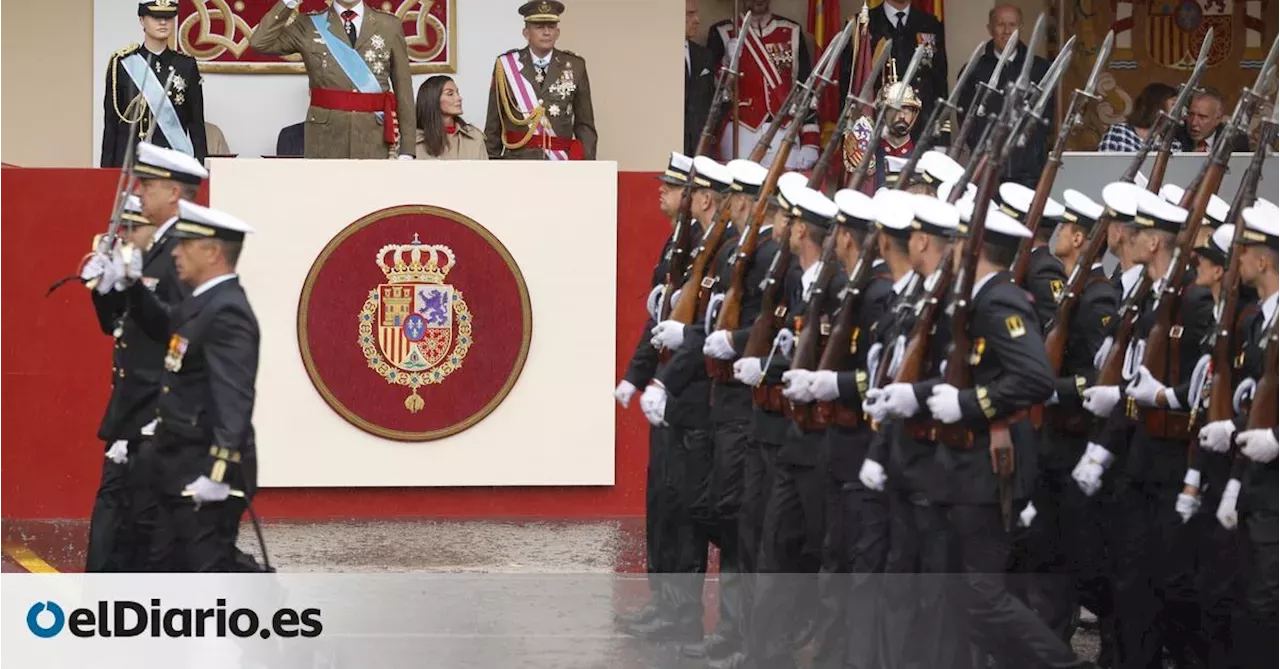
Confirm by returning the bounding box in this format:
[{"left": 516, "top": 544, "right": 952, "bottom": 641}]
[
  {"left": 983, "top": 209, "right": 1034, "bottom": 249},
  {"left": 1101, "top": 182, "right": 1145, "bottom": 223},
  {"left": 917, "top": 151, "right": 965, "bottom": 186},
  {"left": 172, "top": 200, "right": 255, "bottom": 242},
  {"left": 692, "top": 155, "right": 734, "bottom": 192},
  {"left": 1241, "top": 203, "right": 1280, "bottom": 248},
  {"left": 727, "top": 159, "right": 768, "bottom": 196},
  {"left": 771, "top": 172, "right": 811, "bottom": 211},
  {"left": 138, "top": 0, "right": 178, "bottom": 17},
  {"left": 785, "top": 185, "right": 840, "bottom": 228},
  {"left": 937, "top": 180, "right": 977, "bottom": 204},
  {"left": 996, "top": 182, "right": 1065, "bottom": 228},
  {"left": 122, "top": 194, "right": 148, "bottom": 226},
  {"left": 1194, "top": 224, "right": 1235, "bottom": 266},
  {"left": 659, "top": 151, "right": 694, "bottom": 186},
  {"left": 834, "top": 189, "right": 876, "bottom": 230},
  {"left": 1061, "top": 189, "right": 1104, "bottom": 231},
  {"left": 133, "top": 142, "right": 209, "bottom": 186},
  {"left": 1254, "top": 197, "right": 1278, "bottom": 212},
  {"left": 1134, "top": 189, "right": 1188, "bottom": 234},
  {"left": 884, "top": 155, "right": 909, "bottom": 185},
  {"left": 910, "top": 194, "right": 962, "bottom": 238},
  {"left": 873, "top": 189, "right": 915, "bottom": 239},
  {"left": 1159, "top": 183, "right": 1229, "bottom": 225}
]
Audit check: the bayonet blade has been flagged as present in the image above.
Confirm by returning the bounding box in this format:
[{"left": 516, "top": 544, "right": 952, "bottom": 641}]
[
  {"left": 1017, "top": 14, "right": 1047, "bottom": 92},
  {"left": 950, "top": 41, "right": 988, "bottom": 106},
  {"left": 895, "top": 45, "right": 927, "bottom": 108},
  {"left": 1082, "top": 30, "right": 1115, "bottom": 98},
  {"left": 1031, "top": 36, "right": 1075, "bottom": 118},
  {"left": 989, "top": 29, "right": 1020, "bottom": 88},
  {"left": 856, "top": 37, "right": 895, "bottom": 106},
  {"left": 725, "top": 10, "right": 753, "bottom": 76},
  {"left": 1168, "top": 27, "right": 1214, "bottom": 119},
  {"left": 1251, "top": 35, "right": 1278, "bottom": 93}
]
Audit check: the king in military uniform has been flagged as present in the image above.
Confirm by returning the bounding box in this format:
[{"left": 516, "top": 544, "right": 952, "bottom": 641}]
[
  {"left": 485, "top": 0, "right": 598, "bottom": 160},
  {"left": 250, "top": 0, "right": 417, "bottom": 159},
  {"left": 101, "top": 0, "right": 208, "bottom": 168}
]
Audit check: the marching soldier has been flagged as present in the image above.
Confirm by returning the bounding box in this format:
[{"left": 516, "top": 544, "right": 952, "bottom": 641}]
[
  {"left": 614, "top": 151, "right": 703, "bottom": 628},
  {"left": 485, "top": 1, "right": 597, "bottom": 160},
  {"left": 102, "top": 1, "right": 207, "bottom": 167},
  {"left": 706, "top": 1, "right": 818, "bottom": 169},
  {"left": 637, "top": 156, "right": 734, "bottom": 642},
  {"left": 995, "top": 181, "right": 1068, "bottom": 328},
  {"left": 121, "top": 200, "right": 260, "bottom": 572},
  {"left": 81, "top": 143, "right": 209, "bottom": 572},
  {"left": 250, "top": 0, "right": 417, "bottom": 159}
]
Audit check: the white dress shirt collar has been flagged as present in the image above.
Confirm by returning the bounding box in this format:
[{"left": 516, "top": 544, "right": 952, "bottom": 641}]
[
  {"left": 884, "top": 3, "right": 911, "bottom": 26},
  {"left": 335, "top": 0, "right": 364, "bottom": 28},
  {"left": 971, "top": 270, "right": 998, "bottom": 299},
  {"left": 153, "top": 215, "right": 179, "bottom": 246},
  {"left": 192, "top": 273, "right": 237, "bottom": 298},
  {"left": 1262, "top": 291, "right": 1278, "bottom": 330},
  {"left": 1120, "top": 264, "right": 1144, "bottom": 300},
  {"left": 892, "top": 270, "right": 916, "bottom": 295},
  {"left": 801, "top": 261, "right": 821, "bottom": 296}
]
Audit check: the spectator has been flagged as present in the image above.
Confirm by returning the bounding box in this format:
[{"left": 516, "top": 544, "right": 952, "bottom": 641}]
[
  {"left": 1176, "top": 86, "right": 1251, "bottom": 152},
  {"left": 684, "top": 0, "right": 715, "bottom": 156},
  {"left": 206, "top": 122, "right": 231, "bottom": 156},
  {"left": 415, "top": 75, "right": 487, "bottom": 160},
  {"left": 275, "top": 122, "right": 304, "bottom": 157},
  {"left": 1096, "top": 82, "right": 1182, "bottom": 152},
  {"left": 954, "top": 4, "right": 1048, "bottom": 187}
]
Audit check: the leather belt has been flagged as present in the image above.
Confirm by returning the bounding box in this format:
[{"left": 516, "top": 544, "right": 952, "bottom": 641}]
[
  {"left": 812, "top": 401, "right": 863, "bottom": 429},
  {"left": 904, "top": 409, "right": 1031, "bottom": 450},
  {"left": 751, "top": 383, "right": 786, "bottom": 414},
  {"left": 1144, "top": 408, "right": 1195, "bottom": 441}
]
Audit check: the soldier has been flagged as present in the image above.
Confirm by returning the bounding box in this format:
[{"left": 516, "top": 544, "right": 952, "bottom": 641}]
[
  {"left": 81, "top": 143, "right": 210, "bottom": 572},
  {"left": 102, "top": 1, "right": 207, "bottom": 167},
  {"left": 120, "top": 200, "right": 259, "bottom": 572},
  {"left": 706, "top": 1, "right": 818, "bottom": 169},
  {"left": 485, "top": 0, "right": 597, "bottom": 160},
  {"left": 614, "top": 151, "right": 703, "bottom": 628},
  {"left": 637, "top": 155, "right": 734, "bottom": 642},
  {"left": 843, "top": 0, "right": 947, "bottom": 142},
  {"left": 995, "top": 181, "right": 1068, "bottom": 329},
  {"left": 842, "top": 69, "right": 923, "bottom": 188},
  {"left": 250, "top": 0, "right": 416, "bottom": 159}
]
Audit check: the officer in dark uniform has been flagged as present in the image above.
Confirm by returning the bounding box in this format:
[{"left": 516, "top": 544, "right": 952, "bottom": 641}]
[
  {"left": 121, "top": 200, "right": 259, "bottom": 572},
  {"left": 102, "top": 1, "right": 207, "bottom": 167},
  {"left": 81, "top": 143, "right": 209, "bottom": 572},
  {"left": 638, "top": 155, "right": 734, "bottom": 642},
  {"left": 995, "top": 181, "right": 1068, "bottom": 329},
  {"left": 614, "top": 151, "right": 704, "bottom": 628}
]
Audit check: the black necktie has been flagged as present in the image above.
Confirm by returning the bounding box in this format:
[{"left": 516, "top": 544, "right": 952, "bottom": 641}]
[
  {"left": 342, "top": 10, "right": 357, "bottom": 46},
  {"left": 895, "top": 10, "right": 906, "bottom": 31}
]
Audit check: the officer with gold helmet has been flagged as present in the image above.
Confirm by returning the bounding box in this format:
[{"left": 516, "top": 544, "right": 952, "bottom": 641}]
[
  {"left": 842, "top": 57, "right": 922, "bottom": 188},
  {"left": 484, "top": 0, "right": 598, "bottom": 160}
]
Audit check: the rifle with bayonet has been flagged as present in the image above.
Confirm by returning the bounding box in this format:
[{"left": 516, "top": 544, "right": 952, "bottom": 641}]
[
  {"left": 948, "top": 28, "right": 1022, "bottom": 162},
  {"left": 1219, "top": 321, "right": 1279, "bottom": 528},
  {"left": 706, "top": 25, "right": 854, "bottom": 378},
  {"left": 1007, "top": 32, "right": 1110, "bottom": 286},
  {"left": 897, "top": 41, "right": 987, "bottom": 188},
  {"left": 658, "top": 14, "right": 753, "bottom": 324}
]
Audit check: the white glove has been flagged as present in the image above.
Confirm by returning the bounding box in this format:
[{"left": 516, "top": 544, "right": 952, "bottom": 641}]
[
  {"left": 1018, "top": 502, "right": 1037, "bottom": 528},
  {"left": 1046, "top": 390, "right": 1060, "bottom": 406},
  {"left": 1238, "top": 428, "right": 1280, "bottom": 463},
  {"left": 1093, "top": 336, "right": 1113, "bottom": 371},
  {"left": 809, "top": 370, "right": 840, "bottom": 402},
  {"left": 1071, "top": 442, "right": 1113, "bottom": 497},
  {"left": 650, "top": 320, "right": 686, "bottom": 351},
  {"left": 184, "top": 475, "right": 232, "bottom": 504},
  {"left": 926, "top": 384, "right": 963, "bottom": 424},
  {"left": 1198, "top": 420, "right": 1236, "bottom": 454},
  {"left": 858, "top": 459, "right": 887, "bottom": 491},
  {"left": 110, "top": 244, "right": 143, "bottom": 291},
  {"left": 1175, "top": 469, "right": 1201, "bottom": 523},
  {"left": 863, "top": 383, "right": 919, "bottom": 422},
  {"left": 105, "top": 440, "right": 129, "bottom": 465},
  {"left": 733, "top": 357, "right": 763, "bottom": 387},
  {"left": 614, "top": 380, "right": 637, "bottom": 408},
  {"left": 81, "top": 252, "right": 111, "bottom": 282},
  {"left": 782, "top": 370, "right": 815, "bottom": 403},
  {"left": 396, "top": 154, "right": 414, "bottom": 160},
  {"left": 703, "top": 330, "right": 737, "bottom": 360},
  {"left": 1125, "top": 365, "right": 1171, "bottom": 408},
  {"left": 1216, "top": 479, "right": 1241, "bottom": 530},
  {"left": 1082, "top": 385, "right": 1121, "bottom": 418},
  {"left": 640, "top": 384, "right": 668, "bottom": 426}
]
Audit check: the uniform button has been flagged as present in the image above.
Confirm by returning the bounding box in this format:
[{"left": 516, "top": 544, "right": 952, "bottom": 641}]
[
  {"left": 120, "top": 341, "right": 128, "bottom": 349},
  {"left": 162, "top": 386, "right": 170, "bottom": 393},
  {"left": 119, "top": 369, "right": 126, "bottom": 378}
]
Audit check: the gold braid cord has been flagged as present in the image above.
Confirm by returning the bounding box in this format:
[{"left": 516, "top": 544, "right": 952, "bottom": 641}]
[
  {"left": 110, "top": 49, "right": 152, "bottom": 137},
  {"left": 493, "top": 57, "right": 545, "bottom": 151}
]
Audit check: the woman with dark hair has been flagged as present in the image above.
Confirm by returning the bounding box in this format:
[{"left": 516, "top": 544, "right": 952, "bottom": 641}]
[
  {"left": 415, "top": 75, "right": 487, "bottom": 160},
  {"left": 1097, "top": 82, "right": 1183, "bottom": 152}
]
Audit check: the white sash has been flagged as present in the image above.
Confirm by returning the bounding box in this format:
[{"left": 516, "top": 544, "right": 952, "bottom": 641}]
[
  {"left": 499, "top": 52, "right": 567, "bottom": 161},
  {"left": 119, "top": 53, "right": 194, "bottom": 156}
]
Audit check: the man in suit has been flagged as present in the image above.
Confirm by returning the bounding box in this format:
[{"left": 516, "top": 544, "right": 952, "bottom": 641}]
[
  {"left": 81, "top": 142, "right": 209, "bottom": 572},
  {"left": 102, "top": 1, "right": 208, "bottom": 167},
  {"left": 485, "top": 0, "right": 598, "bottom": 160},
  {"left": 843, "top": 0, "right": 948, "bottom": 143},
  {"left": 685, "top": 0, "right": 716, "bottom": 156},
  {"left": 250, "top": 0, "right": 416, "bottom": 159},
  {"left": 120, "top": 200, "right": 260, "bottom": 573},
  {"left": 1177, "top": 87, "right": 1253, "bottom": 153}
]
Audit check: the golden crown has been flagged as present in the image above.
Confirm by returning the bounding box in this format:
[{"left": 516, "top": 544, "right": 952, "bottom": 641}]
[{"left": 376, "top": 235, "right": 456, "bottom": 284}]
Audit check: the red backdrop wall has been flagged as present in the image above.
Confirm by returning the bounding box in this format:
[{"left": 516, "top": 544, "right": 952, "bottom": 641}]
[{"left": 0, "top": 167, "right": 669, "bottom": 520}]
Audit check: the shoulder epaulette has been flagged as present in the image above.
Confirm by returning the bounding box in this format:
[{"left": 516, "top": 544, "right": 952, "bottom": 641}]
[
  {"left": 113, "top": 43, "right": 139, "bottom": 60},
  {"left": 503, "top": 47, "right": 522, "bottom": 56},
  {"left": 559, "top": 49, "right": 583, "bottom": 59}
]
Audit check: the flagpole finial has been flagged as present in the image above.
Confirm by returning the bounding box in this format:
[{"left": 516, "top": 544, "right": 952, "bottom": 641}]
[{"left": 859, "top": 2, "right": 870, "bottom": 23}]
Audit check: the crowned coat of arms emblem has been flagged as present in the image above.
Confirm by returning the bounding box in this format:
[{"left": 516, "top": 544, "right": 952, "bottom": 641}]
[{"left": 358, "top": 234, "right": 473, "bottom": 413}]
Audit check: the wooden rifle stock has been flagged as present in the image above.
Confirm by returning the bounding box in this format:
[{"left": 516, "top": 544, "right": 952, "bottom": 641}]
[
  {"left": 1096, "top": 272, "right": 1152, "bottom": 387},
  {"left": 1226, "top": 323, "right": 1278, "bottom": 483},
  {"left": 817, "top": 230, "right": 882, "bottom": 372},
  {"left": 894, "top": 261, "right": 954, "bottom": 386},
  {"left": 1009, "top": 158, "right": 1062, "bottom": 284},
  {"left": 668, "top": 203, "right": 736, "bottom": 324},
  {"left": 1045, "top": 214, "right": 1113, "bottom": 373},
  {"left": 742, "top": 240, "right": 795, "bottom": 358}
]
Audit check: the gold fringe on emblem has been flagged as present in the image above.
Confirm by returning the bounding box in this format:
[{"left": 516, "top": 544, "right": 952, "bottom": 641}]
[{"left": 405, "top": 390, "right": 425, "bottom": 414}]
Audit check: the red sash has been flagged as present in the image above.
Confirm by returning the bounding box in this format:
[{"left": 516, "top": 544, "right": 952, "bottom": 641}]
[{"left": 310, "top": 88, "right": 398, "bottom": 145}]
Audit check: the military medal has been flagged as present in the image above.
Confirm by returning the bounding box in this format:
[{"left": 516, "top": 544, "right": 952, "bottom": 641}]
[
  {"left": 165, "top": 334, "right": 189, "bottom": 373},
  {"left": 548, "top": 104, "right": 561, "bottom": 117}
]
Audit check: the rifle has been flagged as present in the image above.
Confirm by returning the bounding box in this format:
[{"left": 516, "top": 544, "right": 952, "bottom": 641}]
[
  {"left": 657, "top": 16, "right": 753, "bottom": 323},
  {"left": 733, "top": 0, "right": 742, "bottom": 160},
  {"left": 708, "top": 24, "right": 855, "bottom": 371},
  {"left": 1008, "top": 32, "right": 1111, "bottom": 285},
  {"left": 897, "top": 41, "right": 986, "bottom": 188},
  {"left": 1222, "top": 321, "right": 1279, "bottom": 520},
  {"left": 948, "top": 29, "right": 1022, "bottom": 162}
]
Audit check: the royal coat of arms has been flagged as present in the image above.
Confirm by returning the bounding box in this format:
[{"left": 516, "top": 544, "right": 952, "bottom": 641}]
[{"left": 358, "top": 234, "right": 472, "bottom": 413}]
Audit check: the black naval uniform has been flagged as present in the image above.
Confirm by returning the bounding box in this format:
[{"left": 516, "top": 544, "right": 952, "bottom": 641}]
[
  {"left": 1024, "top": 245, "right": 1068, "bottom": 331},
  {"left": 102, "top": 45, "right": 207, "bottom": 167},
  {"left": 1024, "top": 263, "right": 1116, "bottom": 643},
  {"left": 86, "top": 224, "right": 191, "bottom": 571},
  {"left": 1099, "top": 281, "right": 1214, "bottom": 668},
  {"left": 126, "top": 276, "right": 260, "bottom": 572}
]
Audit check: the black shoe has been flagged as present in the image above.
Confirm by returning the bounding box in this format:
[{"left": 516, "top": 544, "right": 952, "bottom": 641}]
[
  {"left": 708, "top": 651, "right": 749, "bottom": 669},
  {"left": 614, "top": 602, "right": 660, "bottom": 626},
  {"left": 624, "top": 616, "right": 702, "bottom": 643},
  {"left": 680, "top": 631, "right": 737, "bottom": 659}
]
